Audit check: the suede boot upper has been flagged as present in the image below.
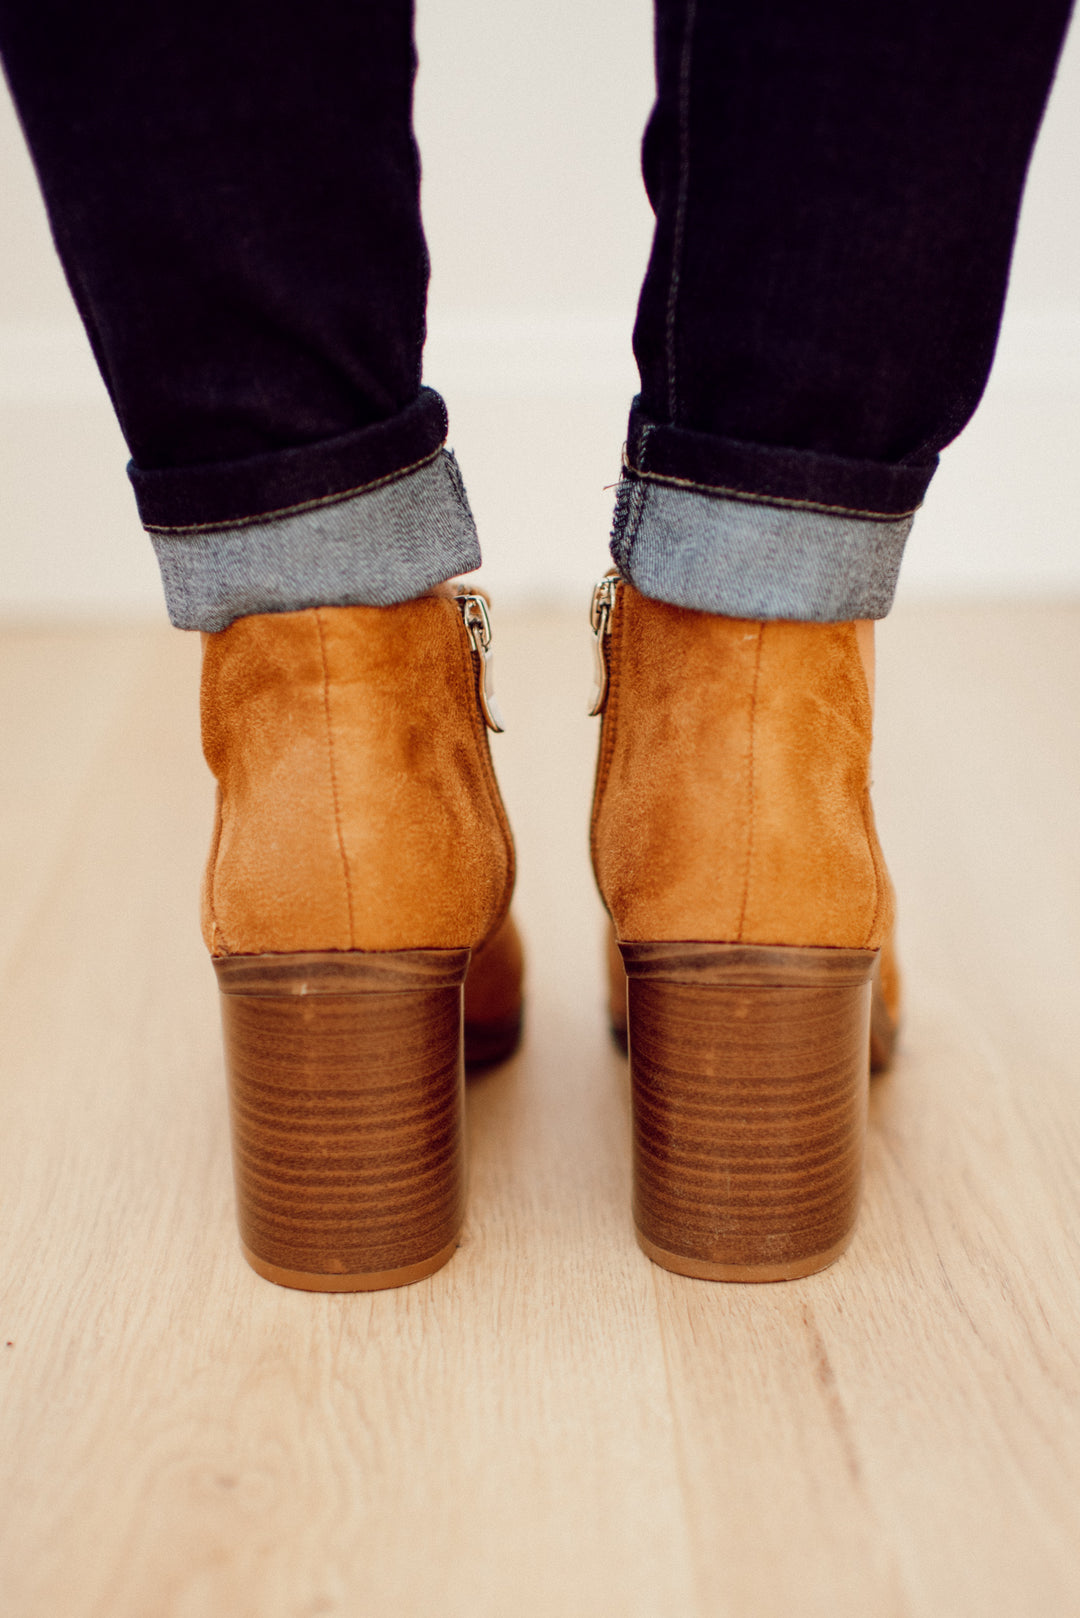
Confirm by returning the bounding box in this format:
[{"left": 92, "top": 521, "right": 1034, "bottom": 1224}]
[
  {"left": 200, "top": 597, "right": 515, "bottom": 956},
  {"left": 591, "top": 584, "right": 894, "bottom": 950}
]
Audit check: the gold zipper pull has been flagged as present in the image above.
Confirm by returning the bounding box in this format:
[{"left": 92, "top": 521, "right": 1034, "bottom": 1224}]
[
  {"left": 589, "top": 572, "right": 620, "bottom": 716},
  {"left": 456, "top": 592, "right": 506, "bottom": 733}
]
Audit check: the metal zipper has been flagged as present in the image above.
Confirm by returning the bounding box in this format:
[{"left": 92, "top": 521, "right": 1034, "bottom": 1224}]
[
  {"left": 456, "top": 592, "right": 506, "bottom": 733},
  {"left": 588, "top": 572, "right": 620, "bottom": 716}
]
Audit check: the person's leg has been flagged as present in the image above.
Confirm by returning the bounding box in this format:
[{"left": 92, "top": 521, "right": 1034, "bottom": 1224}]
[
  {"left": 617, "top": 0, "right": 1073, "bottom": 619},
  {"left": 0, "top": 0, "right": 521, "bottom": 1291},
  {"left": 0, "top": 0, "right": 478, "bottom": 628},
  {"left": 593, "top": 0, "right": 1072, "bottom": 1281}
]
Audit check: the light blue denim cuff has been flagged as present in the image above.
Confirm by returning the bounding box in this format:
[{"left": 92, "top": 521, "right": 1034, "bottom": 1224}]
[
  {"left": 148, "top": 448, "right": 481, "bottom": 631},
  {"left": 611, "top": 474, "right": 914, "bottom": 621}
]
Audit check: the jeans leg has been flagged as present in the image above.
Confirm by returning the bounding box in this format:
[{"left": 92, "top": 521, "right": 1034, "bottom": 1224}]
[
  {"left": 0, "top": 0, "right": 479, "bottom": 629},
  {"left": 617, "top": 0, "right": 1074, "bottom": 620}
]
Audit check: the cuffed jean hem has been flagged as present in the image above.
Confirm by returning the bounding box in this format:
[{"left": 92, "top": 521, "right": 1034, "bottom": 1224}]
[
  {"left": 613, "top": 398, "right": 930, "bottom": 619},
  {"left": 149, "top": 448, "right": 481, "bottom": 631},
  {"left": 611, "top": 470, "right": 914, "bottom": 621},
  {"left": 131, "top": 387, "right": 450, "bottom": 529},
  {"left": 625, "top": 399, "right": 936, "bottom": 516}
]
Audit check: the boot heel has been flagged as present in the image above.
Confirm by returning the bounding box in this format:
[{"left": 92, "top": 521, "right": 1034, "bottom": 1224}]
[
  {"left": 214, "top": 949, "right": 470, "bottom": 1292},
  {"left": 621, "top": 941, "right": 875, "bottom": 1282}
]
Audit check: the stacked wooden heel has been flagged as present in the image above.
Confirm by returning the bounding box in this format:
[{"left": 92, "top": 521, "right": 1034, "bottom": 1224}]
[
  {"left": 216, "top": 949, "right": 469, "bottom": 1291},
  {"left": 621, "top": 941, "right": 875, "bottom": 1281}
]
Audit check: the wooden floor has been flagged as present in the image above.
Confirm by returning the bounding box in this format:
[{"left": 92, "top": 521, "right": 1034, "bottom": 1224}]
[{"left": 2, "top": 602, "right": 1080, "bottom": 1617}]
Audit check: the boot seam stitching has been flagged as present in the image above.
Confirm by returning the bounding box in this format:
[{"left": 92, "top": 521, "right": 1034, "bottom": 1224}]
[
  {"left": 207, "top": 786, "right": 233, "bottom": 955},
  {"left": 860, "top": 787, "right": 883, "bottom": 948},
  {"left": 855, "top": 640, "right": 883, "bottom": 948},
  {"left": 314, "top": 608, "right": 356, "bottom": 946},
  {"left": 736, "top": 624, "right": 764, "bottom": 941}
]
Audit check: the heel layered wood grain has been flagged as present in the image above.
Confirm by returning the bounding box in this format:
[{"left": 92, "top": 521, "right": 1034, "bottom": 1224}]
[
  {"left": 621, "top": 941, "right": 875, "bottom": 1283},
  {"left": 214, "top": 949, "right": 470, "bottom": 1292}
]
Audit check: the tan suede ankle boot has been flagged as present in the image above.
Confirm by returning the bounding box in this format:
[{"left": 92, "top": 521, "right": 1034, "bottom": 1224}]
[
  {"left": 201, "top": 590, "right": 521, "bottom": 1291},
  {"left": 589, "top": 575, "right": 899, "bottom": 1282}
]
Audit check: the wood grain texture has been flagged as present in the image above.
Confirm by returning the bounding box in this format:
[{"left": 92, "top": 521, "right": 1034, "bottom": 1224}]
[
  {"left": 2, "top": 605, "right": 1080, "bottom": 1617},
  {"left": 625, "top": 943, "right": 874, "bottom": 1280},
  {"left": 219, "top": 970, "right": 467, "bottom": 1287}
]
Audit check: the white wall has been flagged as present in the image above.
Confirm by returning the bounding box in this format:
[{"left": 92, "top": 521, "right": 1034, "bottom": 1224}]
[{"left": 1, "top": 1, "right": 1078, "bottom": 618}]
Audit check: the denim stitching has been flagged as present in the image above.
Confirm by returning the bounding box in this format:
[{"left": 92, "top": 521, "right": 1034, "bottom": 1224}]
[
  {"left": 620, "top": 458, "right": 921, "bottom": 523},
  {"left": 611, "top": 475, "right": 649, "bottom": 575},
  {"left": 612, "top": 421, "right": 654, "bottom": 572},
  {"left": 144, "top": 446, "right": 445, "bottom": 535},
  {"left": 635, "top": 420, "right": 656, "bottom": 473},
  {"left": 623, "top": 480, "right": 649, "bottom": 576},
  {"left": 442, "top": 447, "right": 471, "bottom": 521},
  {"left": 665, "top": 0, "right": 698, "bottom": 423},
  {"left": 610, "top": 477, "right": 633, "bottom": 572}
]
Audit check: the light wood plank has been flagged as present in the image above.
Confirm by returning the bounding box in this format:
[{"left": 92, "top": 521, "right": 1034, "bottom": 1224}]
[
  {"left": 2, "top": 603, "right": 1079, "bottom": 1617},
  {"left": 0, "top": 626, "right": 156, "bottom": 974}
]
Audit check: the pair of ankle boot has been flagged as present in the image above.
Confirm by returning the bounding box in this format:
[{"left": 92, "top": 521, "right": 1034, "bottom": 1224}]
[{"left": 201, "top": 577, "right": 899, "bottom": 1292}]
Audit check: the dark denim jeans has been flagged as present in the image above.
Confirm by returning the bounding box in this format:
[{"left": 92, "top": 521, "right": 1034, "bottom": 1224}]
[{"left": 0, "top": 0, "right": 1072, "bottom": 626}]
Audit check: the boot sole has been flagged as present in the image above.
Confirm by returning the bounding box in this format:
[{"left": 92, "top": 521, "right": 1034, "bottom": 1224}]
[
  {"left": 215, "top": 949, "right": 471, "bottom": 1292},
  {"left": 621, "top": 941, "right": 876, "bottom": 1283}
]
